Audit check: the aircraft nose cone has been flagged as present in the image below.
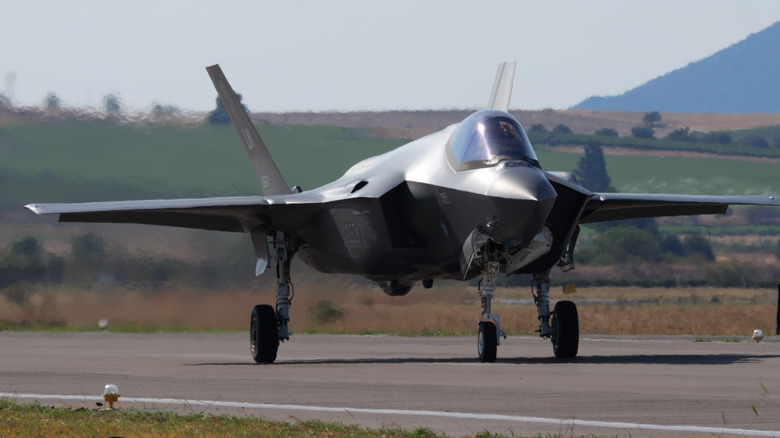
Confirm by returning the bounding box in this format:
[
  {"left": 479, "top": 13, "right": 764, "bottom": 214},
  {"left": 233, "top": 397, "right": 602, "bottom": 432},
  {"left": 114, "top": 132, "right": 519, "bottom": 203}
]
[
  {"left": 488, "top": 163, "right": 557, "bottom": 203},
  {"left": 486, "top": 163, "right": 557, "bottom": 239}
]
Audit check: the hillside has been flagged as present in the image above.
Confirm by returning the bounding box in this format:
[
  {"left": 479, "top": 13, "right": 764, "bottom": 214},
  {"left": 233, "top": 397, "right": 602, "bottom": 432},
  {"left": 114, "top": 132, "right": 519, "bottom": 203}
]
[
  {"left": 573, "top": 21, "right": 780, "bottom": 113},
  {"left": 255, "top": 109, "right": 780, "bottom": 139}
]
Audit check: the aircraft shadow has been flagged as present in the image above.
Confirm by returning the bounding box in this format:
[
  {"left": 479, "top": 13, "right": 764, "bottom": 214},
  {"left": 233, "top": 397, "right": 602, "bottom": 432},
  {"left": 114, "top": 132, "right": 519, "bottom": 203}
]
[
  {"left": 188, "top": 353, "right": 780, "bottom": 367},
  {"left": 504, "top": 353, "right": 780, "bottom": 365}
]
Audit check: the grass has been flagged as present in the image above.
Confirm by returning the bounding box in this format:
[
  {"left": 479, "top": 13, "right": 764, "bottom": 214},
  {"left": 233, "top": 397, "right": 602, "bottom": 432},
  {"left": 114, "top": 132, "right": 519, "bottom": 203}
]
[
  {"left": 0, "top": 399, "right": 442, "bottom": 438},
  {"left": 1, "top": 284, "right": 778, "bottom": 337},
  {"left": 0, "top": 399, "right": 626, "bottom": 437}
]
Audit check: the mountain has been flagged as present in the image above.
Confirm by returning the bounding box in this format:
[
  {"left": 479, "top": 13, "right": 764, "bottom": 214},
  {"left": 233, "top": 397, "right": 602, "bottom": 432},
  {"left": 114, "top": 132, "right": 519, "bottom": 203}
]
[{"left": 572, "top": 21, "right": 780, "bottom": 113}]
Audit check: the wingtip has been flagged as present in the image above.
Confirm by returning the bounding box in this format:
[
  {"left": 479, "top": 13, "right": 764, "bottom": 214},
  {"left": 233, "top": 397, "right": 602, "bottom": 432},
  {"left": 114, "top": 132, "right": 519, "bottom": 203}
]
[{"left": 24, "top": 203, "right": 42, "bottom": 214}]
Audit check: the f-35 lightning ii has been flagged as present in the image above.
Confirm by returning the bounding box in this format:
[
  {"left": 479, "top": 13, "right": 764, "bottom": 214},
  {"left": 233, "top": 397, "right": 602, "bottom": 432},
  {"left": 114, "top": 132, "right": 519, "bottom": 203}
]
[{"left": 26, "top": 62, "right": 779, "bottom": 363}]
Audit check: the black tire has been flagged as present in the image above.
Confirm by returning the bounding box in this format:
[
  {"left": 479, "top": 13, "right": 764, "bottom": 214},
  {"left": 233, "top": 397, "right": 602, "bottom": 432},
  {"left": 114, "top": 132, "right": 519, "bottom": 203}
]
[
  {"left": 478, "top": 320, "right": 498, "bottom": 363},
  {"left": 250, "top": 304, "right": 279, "bottom": 364},
  {"left": 551, "top": 300, "right": 579, "bottom": 359}
]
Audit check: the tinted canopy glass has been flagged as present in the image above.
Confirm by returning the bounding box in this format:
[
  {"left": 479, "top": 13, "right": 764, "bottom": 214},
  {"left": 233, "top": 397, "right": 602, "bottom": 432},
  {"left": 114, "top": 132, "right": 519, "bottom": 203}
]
[{"left": 448, "top": 110, "right": 538, "bottom": 169}]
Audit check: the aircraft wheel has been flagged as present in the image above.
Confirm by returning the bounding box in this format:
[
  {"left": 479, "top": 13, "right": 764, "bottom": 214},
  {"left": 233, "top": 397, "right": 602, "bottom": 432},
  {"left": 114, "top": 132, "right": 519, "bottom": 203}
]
[
  {"left": 551, "top": 300, "right": 579, "bottom": 359},
  {"left": 250, "top": 304, "right": 279, "bottom": 364},
  {"left": 478, "top": 320, "right": 497, "bottom": 363}
]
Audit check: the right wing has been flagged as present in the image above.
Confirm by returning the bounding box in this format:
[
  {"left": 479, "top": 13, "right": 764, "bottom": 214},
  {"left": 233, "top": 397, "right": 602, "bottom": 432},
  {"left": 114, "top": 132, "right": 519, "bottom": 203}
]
[{"left": 25, "top": 196, "right": 271, "bottom": 232}]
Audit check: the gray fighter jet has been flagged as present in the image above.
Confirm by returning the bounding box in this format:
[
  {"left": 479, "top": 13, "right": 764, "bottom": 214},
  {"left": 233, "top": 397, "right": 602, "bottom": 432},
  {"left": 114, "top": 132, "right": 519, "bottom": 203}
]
[{"left": 26, "top": 63, "right": 779, "bottom": 363}]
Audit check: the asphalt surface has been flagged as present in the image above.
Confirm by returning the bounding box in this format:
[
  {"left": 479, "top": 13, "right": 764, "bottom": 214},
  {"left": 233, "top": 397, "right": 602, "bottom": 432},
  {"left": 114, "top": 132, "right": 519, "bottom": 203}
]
[{"left": 2, "top": 332, "right": 780, "bottom": 437}]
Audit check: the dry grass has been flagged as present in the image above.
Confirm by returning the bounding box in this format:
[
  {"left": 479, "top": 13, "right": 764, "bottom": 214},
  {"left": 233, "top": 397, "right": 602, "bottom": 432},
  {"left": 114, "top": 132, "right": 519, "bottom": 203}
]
[{"left": 1, "top": 280, "right": 778, "bottom": 337}]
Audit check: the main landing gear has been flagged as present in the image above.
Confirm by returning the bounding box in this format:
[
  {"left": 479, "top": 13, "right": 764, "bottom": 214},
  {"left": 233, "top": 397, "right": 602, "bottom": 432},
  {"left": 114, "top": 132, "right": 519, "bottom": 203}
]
[
  {"left": 250, "top": 231, "right": 296, "bottom": 364},
  {"left": 533, "top": 270, "right": 579, "bottom": 359}
]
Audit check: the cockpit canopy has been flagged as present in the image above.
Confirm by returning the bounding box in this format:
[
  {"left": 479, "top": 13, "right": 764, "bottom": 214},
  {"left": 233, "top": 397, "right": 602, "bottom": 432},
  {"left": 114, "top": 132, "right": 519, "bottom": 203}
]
[{"left": 447, "top": 110, "right": 539, "bottom": 171}]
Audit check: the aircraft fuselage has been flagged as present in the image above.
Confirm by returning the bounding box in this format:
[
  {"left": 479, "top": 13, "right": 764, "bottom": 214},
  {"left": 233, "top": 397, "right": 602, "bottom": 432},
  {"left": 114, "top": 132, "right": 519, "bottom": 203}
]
[{"left": 282, "top": 110, "right": 568, "bottom": 290}]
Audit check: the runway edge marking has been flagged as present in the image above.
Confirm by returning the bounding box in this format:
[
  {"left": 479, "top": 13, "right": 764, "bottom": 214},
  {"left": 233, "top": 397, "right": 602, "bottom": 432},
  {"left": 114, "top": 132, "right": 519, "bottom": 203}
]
[{"left": 2, "top": 392, "right": 778, "bottom": 437}]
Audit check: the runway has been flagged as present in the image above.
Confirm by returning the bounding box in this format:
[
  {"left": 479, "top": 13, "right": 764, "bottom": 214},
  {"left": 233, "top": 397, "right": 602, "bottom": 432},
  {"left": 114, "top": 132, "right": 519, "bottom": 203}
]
[{"left": 2, "top": 332, "right": 780, "bottom": 437}]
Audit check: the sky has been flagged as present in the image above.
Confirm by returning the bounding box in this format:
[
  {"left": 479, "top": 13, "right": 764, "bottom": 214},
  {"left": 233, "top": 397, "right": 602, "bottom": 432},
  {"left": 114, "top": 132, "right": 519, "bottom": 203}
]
[{"left": 3, "top": 0, "right": 780, "bottom": 113}]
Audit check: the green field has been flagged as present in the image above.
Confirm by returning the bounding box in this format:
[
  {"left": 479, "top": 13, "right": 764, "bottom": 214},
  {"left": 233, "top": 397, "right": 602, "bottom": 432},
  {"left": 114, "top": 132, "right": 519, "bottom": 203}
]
[
  {"left": 1, "top": 119, "right": 777, "bottom": 211},
  {"left": 0, "top": 121, "right": 403, "bottom": 207},
  {"left": 534, "top": 147, "right": 779, "bottom": 197}
]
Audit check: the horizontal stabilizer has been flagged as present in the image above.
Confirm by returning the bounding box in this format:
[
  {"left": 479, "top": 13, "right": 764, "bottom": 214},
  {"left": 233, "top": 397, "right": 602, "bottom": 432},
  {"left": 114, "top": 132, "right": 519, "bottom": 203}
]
[{"left": 206, "top": 64, "right": 292, "bottom": 196}]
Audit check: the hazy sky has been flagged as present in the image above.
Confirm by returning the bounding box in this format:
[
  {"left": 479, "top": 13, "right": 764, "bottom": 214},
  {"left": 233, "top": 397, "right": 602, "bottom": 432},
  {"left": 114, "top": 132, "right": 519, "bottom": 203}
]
[{"left": 4, "top": 0, "right": 780, "bottom": 113}]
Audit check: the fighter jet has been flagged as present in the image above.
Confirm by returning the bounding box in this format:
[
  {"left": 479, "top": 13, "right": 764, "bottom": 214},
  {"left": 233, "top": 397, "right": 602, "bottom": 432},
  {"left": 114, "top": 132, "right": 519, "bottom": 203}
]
[{"left": 26, "top": 63, "right": 779, "bottom": 363}]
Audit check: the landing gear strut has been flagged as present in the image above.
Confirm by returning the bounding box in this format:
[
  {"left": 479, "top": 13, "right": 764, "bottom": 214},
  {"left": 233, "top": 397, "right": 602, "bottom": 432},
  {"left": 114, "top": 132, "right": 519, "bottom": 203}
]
[
  {"left": 274, "top": 231, "right": 294, "bottom": 342},
  {"left": 250, "top": 231, "right": 297, "bottom": 364},
  {"left": 477, "top": 261, "right": 506, "bottom": 362},
  {"left": 533, "top": 270, "right": 579, "bottom": 359}
]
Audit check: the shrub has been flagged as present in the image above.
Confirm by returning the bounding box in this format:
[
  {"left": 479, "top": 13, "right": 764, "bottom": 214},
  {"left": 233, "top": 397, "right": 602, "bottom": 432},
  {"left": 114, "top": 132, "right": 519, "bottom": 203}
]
[
  {"left": 1, "top": 284, "right": 28, "bottom": 307},
  {"left": 631, "top": 126, "right": 654, "bottom": 139},
  {"left": 666, "top": 127, "right": 695, "bottom": 142},
  {"left": 309, "top": 300, "right": 344, "bottom": 324},
  {"left": 529, "top": 124, "right": 547, "bottom": 133},
  {"left": 703, "top": 131, "right": 732, "bottom": 144},
  {"left": 579, "top": 226, "right": 661, "bottom": 265},
  {"left": 594, "top": 128, "right": 618, "bottom": 136},
  {"left": 682, "top": 234, "right": 715, "bottom": 262},
  {"left": 660, "top": 235, "right": 685, "bottom": 257},
  {"left": 745, "top": 135, "right": 769, "bottom": 149},
  {"left": 552, "top": 124, "right": 572, "bottom": 134},
  {"left": 703, "top": 260, "right": 757, "bottom": 287},
  {"left": 642, "top": 111, "right": 662, "bottom": 126}
]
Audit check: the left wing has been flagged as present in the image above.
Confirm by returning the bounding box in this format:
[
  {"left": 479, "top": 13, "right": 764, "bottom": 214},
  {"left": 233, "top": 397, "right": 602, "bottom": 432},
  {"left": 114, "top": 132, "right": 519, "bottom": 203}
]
[{"left": 579, "top": 193, "right": 778, "bottom": 224}]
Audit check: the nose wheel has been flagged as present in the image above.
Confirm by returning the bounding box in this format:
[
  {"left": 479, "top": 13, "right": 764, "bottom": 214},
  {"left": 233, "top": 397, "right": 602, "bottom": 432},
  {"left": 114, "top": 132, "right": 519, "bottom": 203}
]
[{"left": 478, "top": 320, "right": 498, "bottom": 362}]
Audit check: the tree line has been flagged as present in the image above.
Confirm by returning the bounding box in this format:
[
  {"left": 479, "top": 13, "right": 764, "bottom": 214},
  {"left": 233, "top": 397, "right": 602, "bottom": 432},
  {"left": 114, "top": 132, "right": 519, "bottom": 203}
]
[{"left": 528, "top": 111, "right": 780, "bottom": 153}]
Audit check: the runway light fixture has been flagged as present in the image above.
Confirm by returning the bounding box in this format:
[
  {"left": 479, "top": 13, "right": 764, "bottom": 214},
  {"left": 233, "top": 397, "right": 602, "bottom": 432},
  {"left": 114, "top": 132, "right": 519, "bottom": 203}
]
[
  {"left": 752, "top": 329, "right": 764, "bottom": 343},
  {"left": 102, "top": 384, "right": 120, "bottom": 410}
]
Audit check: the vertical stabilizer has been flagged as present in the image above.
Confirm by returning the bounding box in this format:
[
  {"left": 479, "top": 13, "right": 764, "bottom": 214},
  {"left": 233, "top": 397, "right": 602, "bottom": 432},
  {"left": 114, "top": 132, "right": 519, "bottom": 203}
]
[
  {"left": 206, "top": 64, "right": 292, "bottom": 196},
  {"left": 487, "top": 61, "right": 516, "bottom": 112}
]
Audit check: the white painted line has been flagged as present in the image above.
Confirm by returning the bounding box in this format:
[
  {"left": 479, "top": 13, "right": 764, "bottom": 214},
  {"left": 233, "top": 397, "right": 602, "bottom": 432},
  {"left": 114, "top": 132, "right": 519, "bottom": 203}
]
[{"left": 2, "top": 393, "right": 778, "bottom": 437}]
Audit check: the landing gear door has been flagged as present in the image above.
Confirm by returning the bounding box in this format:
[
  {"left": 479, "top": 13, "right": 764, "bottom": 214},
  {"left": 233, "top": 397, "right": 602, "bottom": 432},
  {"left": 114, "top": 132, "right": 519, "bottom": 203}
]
[{"left": 251, "top": 230, "right": 270, "bottom": 276}]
